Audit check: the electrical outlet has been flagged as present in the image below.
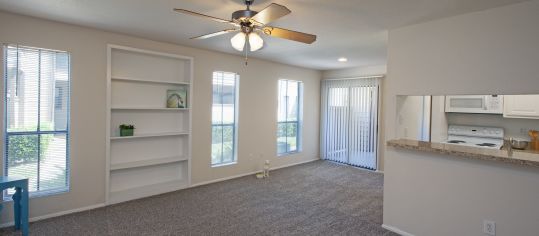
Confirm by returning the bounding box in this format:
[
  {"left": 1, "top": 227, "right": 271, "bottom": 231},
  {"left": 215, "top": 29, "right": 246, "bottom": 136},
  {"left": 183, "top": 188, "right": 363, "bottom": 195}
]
[{"left": 483, "top": 220, "right": 495, "bottom": 235}]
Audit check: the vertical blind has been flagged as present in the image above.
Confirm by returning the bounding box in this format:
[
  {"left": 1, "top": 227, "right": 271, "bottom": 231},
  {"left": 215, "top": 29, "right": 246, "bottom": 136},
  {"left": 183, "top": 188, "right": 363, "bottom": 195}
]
[
  {"left": 320, "top": 78, "right": 379, "bottom": 170},
  {"left": 211, "top": 71, "right": 238, "bottom": 166},
  {"left": 277, "top": 79, "right": 303, "bottom": 155},
  {"left": 4, "top": 44, "right": 70, "bottom": 196}
]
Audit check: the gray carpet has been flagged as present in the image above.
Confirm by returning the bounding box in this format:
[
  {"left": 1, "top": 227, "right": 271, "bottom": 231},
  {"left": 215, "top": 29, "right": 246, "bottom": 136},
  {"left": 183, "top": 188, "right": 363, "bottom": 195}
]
[{"left": 1, "top": 160, "right": 398, "bottom": 236}]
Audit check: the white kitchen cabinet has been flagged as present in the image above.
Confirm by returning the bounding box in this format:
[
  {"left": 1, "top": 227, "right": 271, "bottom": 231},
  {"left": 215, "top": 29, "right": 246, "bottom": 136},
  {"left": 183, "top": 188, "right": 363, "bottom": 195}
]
[{"left": 503, "top": 95, "right": 539, "bottom": 119}]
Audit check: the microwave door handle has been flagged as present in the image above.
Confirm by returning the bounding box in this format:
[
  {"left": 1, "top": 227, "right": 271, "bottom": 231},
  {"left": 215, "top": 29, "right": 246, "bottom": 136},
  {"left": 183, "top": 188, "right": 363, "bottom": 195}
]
[{"left": 483, "top": 96, "right": 489, "bottom": 110}]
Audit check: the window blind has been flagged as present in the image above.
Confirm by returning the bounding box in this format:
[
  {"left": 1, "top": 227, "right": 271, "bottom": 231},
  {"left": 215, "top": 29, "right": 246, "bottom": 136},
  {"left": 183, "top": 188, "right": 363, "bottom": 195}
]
[
  {"left": 211, "top": 71, "right": 238, "bottom": 166},
  {"left": 320, "top": 78, "right": 379, "bottom": 170},
  {"left": 3, "top": 44, "right": 70, "bottom": 196},
  {"left": 277, "top": 79, "right": 303, "bottom": 155}
]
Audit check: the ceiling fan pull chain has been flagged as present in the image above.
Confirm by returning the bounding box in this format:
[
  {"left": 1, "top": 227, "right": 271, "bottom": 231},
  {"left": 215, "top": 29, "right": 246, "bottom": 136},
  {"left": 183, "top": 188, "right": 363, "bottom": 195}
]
[
  {"left": 245, "top": 33, "right": 249, "bottom": 65},
  {"left": 245, "top": 48, "right": 249, "bottom": 66}
]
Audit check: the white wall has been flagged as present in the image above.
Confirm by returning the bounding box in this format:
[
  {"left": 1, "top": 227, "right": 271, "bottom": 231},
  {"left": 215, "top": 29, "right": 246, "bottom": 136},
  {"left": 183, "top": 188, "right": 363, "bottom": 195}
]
[
  {"left": 384, "top": 1, "right": 539, "bottom": 236},
  {"left": 396, "top": 96, "right": 430, "bottom": 141},
  {"left": 430, "top": 96, "right": 448, "bottom": 143},
  {"left": 0, "top": 11, "right": 321, "bottom": 224}
]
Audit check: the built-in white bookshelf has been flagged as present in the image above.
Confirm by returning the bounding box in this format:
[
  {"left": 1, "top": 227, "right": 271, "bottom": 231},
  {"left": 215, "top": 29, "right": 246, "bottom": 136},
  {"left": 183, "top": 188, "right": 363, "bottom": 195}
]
[{"left": 106, "top": 44, "right": 193, "bottom": 204}]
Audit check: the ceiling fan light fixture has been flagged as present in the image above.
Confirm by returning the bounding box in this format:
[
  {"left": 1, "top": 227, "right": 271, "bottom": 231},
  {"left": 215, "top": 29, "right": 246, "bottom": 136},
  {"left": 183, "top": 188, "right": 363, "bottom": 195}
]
[
  {"left": 175, "top": 0, "right": 317, "bottom": 65},
  {"left": 231, "top": 32, "right": 247, "bottom": 51},
  {"left": 248, "top": 32, "right": 264, "bottom": 51}
]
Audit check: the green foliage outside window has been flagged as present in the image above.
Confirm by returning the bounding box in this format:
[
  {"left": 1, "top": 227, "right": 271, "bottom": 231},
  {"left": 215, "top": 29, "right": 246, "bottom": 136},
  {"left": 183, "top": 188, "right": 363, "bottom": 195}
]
[
  {"left": 7, "top": 123, "right": 53, "bottom": 167},
  {"left": 211, "top": 125, "right": 235, "bottom": 164}
]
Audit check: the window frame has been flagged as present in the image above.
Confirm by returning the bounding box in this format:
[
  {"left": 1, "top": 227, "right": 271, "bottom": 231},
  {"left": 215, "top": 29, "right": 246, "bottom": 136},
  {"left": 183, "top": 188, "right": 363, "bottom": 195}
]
[
  {"left": 277, "top": 79, "right": 303, "bottom": 156},
  {"left": 2, "top": 44, "right": 71, "bottom": 199},
  {"left": 211, "top": 71, "right": 239, "bottom": 167}
]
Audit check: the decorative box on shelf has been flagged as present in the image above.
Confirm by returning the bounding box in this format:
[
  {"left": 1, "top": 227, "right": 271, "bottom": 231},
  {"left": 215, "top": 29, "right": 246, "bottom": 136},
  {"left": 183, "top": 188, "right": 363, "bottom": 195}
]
[{"left": 119, "top": 124, "right": 135, "bottom": 137}]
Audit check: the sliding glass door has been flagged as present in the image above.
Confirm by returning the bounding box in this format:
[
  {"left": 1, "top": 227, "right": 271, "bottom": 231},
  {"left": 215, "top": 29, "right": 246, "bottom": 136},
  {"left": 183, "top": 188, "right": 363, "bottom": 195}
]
[{"left": 320, "top": 78, "right": 379, "bottom": 170}]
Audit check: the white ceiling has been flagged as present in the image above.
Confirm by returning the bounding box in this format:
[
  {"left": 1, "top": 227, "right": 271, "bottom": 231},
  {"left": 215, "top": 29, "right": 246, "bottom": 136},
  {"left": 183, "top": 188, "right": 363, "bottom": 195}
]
[{"left": 0, "top": 0, "right": 529, "bottom": 70}]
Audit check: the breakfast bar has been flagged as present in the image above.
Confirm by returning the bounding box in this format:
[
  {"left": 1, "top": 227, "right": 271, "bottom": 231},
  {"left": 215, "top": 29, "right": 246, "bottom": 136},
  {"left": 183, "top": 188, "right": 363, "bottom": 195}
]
[{"left": 387, "top": 139, "right": 539, "bottom": 168}]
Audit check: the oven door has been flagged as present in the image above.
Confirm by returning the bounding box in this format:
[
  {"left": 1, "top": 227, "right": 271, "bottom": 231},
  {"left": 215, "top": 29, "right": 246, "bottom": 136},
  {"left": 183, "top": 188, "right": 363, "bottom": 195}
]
[{"left": 445, "top": 95, "right": 503, "bottom": 114}]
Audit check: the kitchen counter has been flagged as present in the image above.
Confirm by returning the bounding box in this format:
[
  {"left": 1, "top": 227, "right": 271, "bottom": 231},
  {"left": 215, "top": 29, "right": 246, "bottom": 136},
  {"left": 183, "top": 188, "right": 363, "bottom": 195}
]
[{"left": 387, "top": 139, "right": 539, "bottom": 168}]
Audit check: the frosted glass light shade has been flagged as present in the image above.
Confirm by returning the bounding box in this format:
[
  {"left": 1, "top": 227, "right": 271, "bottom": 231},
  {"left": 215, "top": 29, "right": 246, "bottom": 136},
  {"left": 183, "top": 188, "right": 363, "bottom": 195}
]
[
  {"left": 248, "top": 32, "right": 264, "bottom": 52},
  {"left": 231, "top": 32, "right": 246, "bottom": 51}
]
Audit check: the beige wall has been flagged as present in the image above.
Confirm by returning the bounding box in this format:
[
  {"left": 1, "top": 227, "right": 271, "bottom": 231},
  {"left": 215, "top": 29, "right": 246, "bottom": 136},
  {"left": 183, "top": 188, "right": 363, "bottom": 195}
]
[
  {"left": 0, "top": 11, "right": 321, "bottom": 223},
  {"left": 383, "top": 1, "right": 539, "bottom": 236},
  {"left": 322, "top": 65, "right": 386, "bottom": 79}
]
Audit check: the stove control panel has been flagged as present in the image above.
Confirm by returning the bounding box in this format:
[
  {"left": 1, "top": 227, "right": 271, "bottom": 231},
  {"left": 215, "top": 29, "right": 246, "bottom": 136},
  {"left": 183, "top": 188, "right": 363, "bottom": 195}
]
[{"left": 448, "top": 125, "right": 504, "bottom": 139}]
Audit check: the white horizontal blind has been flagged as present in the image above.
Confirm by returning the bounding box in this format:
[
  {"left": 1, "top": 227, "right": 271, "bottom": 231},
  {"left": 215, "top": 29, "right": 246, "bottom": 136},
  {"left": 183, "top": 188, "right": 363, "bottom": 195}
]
[
  {"left": 277, "top": 79, "right": 303, "bottom": 155},
  {"left": 321, "top": 78, "right": 379, "bottom": 170},
  {"left": 3, "top": 44, "right": 70, "bottom": 196},
  {"left": 211, "top": 71, "right": 238, "bottom": 166}
]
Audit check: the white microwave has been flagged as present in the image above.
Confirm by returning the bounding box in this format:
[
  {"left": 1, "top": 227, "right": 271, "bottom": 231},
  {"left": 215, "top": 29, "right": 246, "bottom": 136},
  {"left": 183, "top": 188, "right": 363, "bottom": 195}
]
[{"left": 445, "top": 95, "right": 504, "bottom": 114}]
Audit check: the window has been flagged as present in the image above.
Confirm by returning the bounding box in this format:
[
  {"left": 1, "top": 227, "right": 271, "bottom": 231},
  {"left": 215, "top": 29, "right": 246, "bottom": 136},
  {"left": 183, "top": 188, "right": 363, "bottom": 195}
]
[
  {"left": 3, "top": 45, "right": 70, "bottom": 197},
  {"left": 277, "top": 79, "right": 303, "bottom": 155},
  {"left": 211, "top": 71, "right": 238, "bottom": 166}
]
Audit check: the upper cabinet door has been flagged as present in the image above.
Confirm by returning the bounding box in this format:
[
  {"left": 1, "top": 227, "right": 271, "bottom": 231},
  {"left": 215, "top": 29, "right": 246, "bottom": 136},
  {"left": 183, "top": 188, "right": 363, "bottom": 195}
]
[{"left": 503, "top": 95, "right": 539, "bottom": 119}]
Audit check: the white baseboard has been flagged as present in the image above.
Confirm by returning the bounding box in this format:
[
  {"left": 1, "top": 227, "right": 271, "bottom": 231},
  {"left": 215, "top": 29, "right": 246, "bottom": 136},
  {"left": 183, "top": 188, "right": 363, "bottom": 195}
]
[
  {"left": 0, "top": 158, "right": 320, "bottom": 228},
  {"left": 382, "top": 224, "right": 415, "bottom": 236},
  {"left": 190, "top": 171, "right": 259, "bottom": 188},
  {"left": 323, "top": 159, "right": 383, "bottom": 174},
  {"left": 0, "top": 203, "right": 105, "bottom": 228},
  {"left": 271, "top": 158, "right": 319, "bottom": 171},
  {"left": 191, "top": 158, "right": 319, "bottom": 188}
]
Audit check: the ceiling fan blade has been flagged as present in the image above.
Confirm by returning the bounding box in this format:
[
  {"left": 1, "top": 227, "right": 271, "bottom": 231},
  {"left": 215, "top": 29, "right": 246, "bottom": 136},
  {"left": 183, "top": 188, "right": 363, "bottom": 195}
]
[
  {"left": 174, "top": 8, "right": 236, "bottom": 25},
  {"left": 262, "top": 27, "right": 317, "bottom": 44},
  {"left": 250, "top": 3, "right": 291, "bottom": 25},
  {"left": 190, "top": 29, "right": 238, "bottom": 40}
]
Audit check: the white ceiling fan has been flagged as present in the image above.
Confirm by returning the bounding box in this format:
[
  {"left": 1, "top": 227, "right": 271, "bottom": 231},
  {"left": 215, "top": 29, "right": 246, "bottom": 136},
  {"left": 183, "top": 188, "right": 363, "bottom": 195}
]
[{"left": 174, "top": 0, "right": 317, "bottom": 57}]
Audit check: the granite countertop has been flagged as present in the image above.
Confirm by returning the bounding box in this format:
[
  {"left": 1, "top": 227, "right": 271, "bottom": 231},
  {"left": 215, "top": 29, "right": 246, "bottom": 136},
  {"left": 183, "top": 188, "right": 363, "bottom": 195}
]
[{"left": 387, "top": 139, "right": 539, "bottom": 168}]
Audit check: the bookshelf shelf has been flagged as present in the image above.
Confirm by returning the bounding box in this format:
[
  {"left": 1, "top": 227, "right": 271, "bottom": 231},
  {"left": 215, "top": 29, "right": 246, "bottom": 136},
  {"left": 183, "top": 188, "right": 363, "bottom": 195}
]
[
  {"left": 111, "top": 76, "right": 190, "bottom": 85},
  {"left": 110, "top": 156, "right": 189, "bottom": 171},
  {"left": 111, "top": 107, "right": 190, "bottom": 111},
  {"left": 106, "top": 44, "right": 193, "bottom": 205},
  {"left": 110, "top": 132, "right": 189, "bottom": 140}
]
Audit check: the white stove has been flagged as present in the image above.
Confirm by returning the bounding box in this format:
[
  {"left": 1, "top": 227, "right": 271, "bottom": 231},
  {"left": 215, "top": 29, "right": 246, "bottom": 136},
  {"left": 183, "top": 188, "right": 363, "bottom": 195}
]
[{"left": 443, "top": 125, "right": 504, "bottom": 149}]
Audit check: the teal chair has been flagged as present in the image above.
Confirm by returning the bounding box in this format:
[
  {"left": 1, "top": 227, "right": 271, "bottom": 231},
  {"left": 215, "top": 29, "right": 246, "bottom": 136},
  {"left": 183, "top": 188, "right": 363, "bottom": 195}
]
[{"left": 0, "top": 176, "right": 29, "bottom": 236}]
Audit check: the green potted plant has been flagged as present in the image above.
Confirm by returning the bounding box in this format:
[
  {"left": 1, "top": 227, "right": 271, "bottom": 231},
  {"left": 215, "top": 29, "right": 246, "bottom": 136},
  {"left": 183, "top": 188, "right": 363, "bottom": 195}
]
[{"left": 119, "top": 124, "right": 135, "bottom": 136}]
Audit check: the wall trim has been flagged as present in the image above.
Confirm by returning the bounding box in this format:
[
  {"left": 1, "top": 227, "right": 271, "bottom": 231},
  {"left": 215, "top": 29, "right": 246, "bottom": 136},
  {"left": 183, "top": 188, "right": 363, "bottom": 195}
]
[
  {"left": 382, "top": 224, "right": 415, "bottom": 236},
  {"left": 0, "top": 203, "right": 106, "bottom": 228},
  {"left": 191, "top": 158, "right": 320, "bottom": 188},
  {"left": 323, "top": 75, "right": 386, "bottom": 81}
]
